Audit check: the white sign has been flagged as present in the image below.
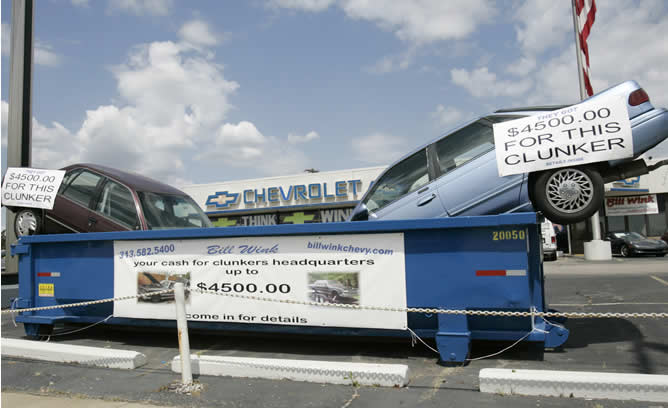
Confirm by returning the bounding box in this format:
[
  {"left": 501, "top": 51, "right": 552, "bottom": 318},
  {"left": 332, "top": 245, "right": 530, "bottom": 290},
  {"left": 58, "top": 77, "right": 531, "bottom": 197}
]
[
  {"left": 113, "top": 234, "right": 407, "bottom": 330},
  {"left": 493, "top": 96, "right": 633, "bottom": 177},
  {"left": 605, "top": 194, "right": 658, "bottom": 216},
  {"left": 1, "top": 167, "right": 66, "bottom": 209}
]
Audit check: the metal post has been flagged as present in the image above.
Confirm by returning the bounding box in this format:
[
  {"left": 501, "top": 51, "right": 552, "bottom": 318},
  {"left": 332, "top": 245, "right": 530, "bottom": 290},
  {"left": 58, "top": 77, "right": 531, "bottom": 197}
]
[
  {"left": 571, "top": 0, "right": 609, "bottom": 259},
  {"left": 6, "top": 0, "right": 35, "bottom": 274},
  {"left": 571, "top": 0, "right": 587, "bottom": 101},
  {"left": 174, "top": 282, "right": 193, "bottom": 385}
]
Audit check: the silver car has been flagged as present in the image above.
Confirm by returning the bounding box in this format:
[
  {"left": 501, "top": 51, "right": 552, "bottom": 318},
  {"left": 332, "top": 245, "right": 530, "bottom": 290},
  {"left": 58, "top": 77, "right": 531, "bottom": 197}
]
[{"left": 350, "top": 81, "right": 668, "bottom": 225}]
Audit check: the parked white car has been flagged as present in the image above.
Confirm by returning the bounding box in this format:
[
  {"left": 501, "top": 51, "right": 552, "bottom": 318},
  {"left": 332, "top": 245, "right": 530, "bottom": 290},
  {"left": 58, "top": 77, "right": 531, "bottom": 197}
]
[{"left": 541, "top": 219, "right": 558, "bottom": 261}]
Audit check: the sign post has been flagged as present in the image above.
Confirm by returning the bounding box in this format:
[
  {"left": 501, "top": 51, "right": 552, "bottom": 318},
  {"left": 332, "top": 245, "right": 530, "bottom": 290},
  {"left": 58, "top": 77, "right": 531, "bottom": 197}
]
[{"left": 5, "top": 0, "right": 35, "bottom": 275}]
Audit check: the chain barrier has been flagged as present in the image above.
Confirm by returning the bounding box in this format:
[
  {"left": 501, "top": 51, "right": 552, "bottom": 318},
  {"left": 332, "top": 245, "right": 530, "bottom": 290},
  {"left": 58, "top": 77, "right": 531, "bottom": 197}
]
[
  {"left": 3, "top": 287, "right": 666, "bottom": 319},
  {"left": 0, "top": 289, "right": 175, "bottom": 314},
  {"left": 191, "top": 289, "right": 668, "bottom": 319}
]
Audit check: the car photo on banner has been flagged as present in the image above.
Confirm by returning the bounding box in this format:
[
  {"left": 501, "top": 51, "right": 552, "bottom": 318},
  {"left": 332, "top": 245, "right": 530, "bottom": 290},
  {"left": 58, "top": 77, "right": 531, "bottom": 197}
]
[{"left": 349, "top": 80, "right": 668, "bottom": 225}]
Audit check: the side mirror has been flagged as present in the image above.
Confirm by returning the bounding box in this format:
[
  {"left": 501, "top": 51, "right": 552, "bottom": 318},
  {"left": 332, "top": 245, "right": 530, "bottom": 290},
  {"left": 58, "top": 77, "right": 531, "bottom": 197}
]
[{"left": 349, "top": 204, "right": 369, "bottom": 221}]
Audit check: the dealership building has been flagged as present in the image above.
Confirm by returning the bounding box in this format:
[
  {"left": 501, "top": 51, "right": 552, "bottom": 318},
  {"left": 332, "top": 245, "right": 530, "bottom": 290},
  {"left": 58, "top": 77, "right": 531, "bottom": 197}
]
[
  {"left": 181, "top": 165, "right": 668, "bottom": 253},
  {"left": 181, "top": 166, "right": 386, "bottom": 228},
  {"left": 567, "top": 164, "right": 668, "bottom": 253}
]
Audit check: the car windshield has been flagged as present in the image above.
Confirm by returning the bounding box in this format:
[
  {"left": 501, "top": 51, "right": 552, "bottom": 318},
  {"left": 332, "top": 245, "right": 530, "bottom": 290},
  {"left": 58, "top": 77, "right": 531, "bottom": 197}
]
[
  {"left": 138, "top": 192, "right": 213, "bottom": 230},
  {"left": 613, "top": 232, "right": 645, "bottom": 240}
]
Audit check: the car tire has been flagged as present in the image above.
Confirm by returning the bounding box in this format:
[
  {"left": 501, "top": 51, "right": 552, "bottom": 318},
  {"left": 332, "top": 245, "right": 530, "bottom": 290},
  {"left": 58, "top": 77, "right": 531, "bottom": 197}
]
[
  {"left": 620, "top": 245, "right": 630, "bottom": 257},
  {"left": 14, "top": 208, "right": 42, "bottom": 238},
  {"left": 531, "top": 166, "right": 604, "bottom": 225},
  {"left": 657, "top": 254, "right": 665, "bottom": 257}
]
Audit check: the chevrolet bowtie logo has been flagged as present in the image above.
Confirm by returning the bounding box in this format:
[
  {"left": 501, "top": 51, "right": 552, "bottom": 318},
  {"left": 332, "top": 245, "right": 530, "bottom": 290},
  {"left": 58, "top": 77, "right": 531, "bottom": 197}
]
[{"left": 206, "top": 191, "right": 239, "bottom": 208}]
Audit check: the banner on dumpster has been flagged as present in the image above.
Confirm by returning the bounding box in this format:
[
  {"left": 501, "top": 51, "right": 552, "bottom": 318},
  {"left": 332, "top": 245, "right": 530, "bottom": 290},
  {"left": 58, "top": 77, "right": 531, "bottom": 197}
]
[{"left": 113, "top": 233, "right": 407, "bottom": 330}]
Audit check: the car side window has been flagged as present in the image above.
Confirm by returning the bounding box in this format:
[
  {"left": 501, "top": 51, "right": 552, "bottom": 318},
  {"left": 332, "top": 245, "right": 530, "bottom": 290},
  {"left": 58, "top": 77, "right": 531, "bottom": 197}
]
[
  {"left": 434, "top": 116, "right": 521, "bottom": 175},
  {"left": 61, "top": 170, "right": 103, "bottom": 207},
  {"left": 96, "top": 180, "right": 138, "bottom": 229},
  {"left": 363, "top": 149, "right": 429, "bottom": 212},
  {"left": 434, "top": 120, "right": 496, "bottom": 174},
  {"left": 58, "top": 169, "right": 81, "bottom": 194}
]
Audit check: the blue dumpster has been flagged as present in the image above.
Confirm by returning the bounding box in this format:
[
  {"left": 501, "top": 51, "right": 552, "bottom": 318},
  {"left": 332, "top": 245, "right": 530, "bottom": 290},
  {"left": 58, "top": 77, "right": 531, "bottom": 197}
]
[{"left": 11, "top": 212, "right": 568, "bottom": 363}]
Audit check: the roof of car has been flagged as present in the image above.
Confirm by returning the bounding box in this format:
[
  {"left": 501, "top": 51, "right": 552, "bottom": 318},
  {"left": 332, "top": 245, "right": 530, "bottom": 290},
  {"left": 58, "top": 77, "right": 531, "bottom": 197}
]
[
  {"left": 64, "top": 163, "right": 187, "bottom": 195},
  {"left": 494, "top": 105, "right": 571, "bottom": 113}
]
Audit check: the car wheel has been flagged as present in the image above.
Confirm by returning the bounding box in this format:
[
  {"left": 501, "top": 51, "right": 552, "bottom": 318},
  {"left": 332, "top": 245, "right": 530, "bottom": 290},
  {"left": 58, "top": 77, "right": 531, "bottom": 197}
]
[
  {"left": 657, "top": 254, "right": 665, "bottom": 257},
  {"left": 531, "top": 166, "right": 603, "bottom": 225},
  {"left": 544, "top": 252, "right": 557, "bottom": 262},
  {"left": 620, "top": 245, "right": 630, "bottom": 257},
  {"left": 14, "top": 208, "right": 42, "bottom": 238}
]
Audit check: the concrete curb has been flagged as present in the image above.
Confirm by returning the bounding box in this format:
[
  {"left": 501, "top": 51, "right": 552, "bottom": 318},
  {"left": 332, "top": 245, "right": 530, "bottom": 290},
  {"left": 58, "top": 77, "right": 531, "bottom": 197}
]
[
  {"left": 1, "top": 338, "right": 147, "bottom": 369},
  {"left": 479, "top": 368, "right": 668, "bottom": 403},
  {"left": 172, "top": 355, "right": 409, "bottom": 387}
]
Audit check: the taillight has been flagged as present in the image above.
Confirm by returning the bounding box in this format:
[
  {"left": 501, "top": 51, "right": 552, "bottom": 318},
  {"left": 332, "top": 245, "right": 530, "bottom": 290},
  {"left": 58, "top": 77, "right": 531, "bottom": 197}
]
[
  {"left": 551, "top": 236, "right": 556, "bottom": 244},
  {"left": 629, "top": 88, "right": 649, "bottom": 106}
]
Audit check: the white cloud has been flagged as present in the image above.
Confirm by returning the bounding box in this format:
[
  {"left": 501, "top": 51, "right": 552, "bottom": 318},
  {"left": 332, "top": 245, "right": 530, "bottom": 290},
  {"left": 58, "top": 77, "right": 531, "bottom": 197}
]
[
  {"left": 0, "top": 37, "right": 244, "bottom": 183},
  {"left": 198, "top": 121, "right": 313, "bottom": 176},
  {"left": 72, "top": 0, "right": 90, "bottom": 7},
  {"left": 178, "top": 20, "right": 221, "bottom": 47},
  {"left": 364, "top": 48, "right": 416, "bottom": 74},
  {"left": 112, "top": 41, "right": 239, "bottom": 128},
  {"left": 107, "top": 0, "right": 173, "bottom": 16},
  {"left": 2, "top": 27, "right": 317, "bottom": 184},
  {"left": 513, "top": 1, "right": 571, "bottom": 55},
  {"left": 2, "top": 24, "right": 9, "bottom": 57},
  {"left": 352, "top": 132, "right": 406, "bottom": 164},
  {"left": 269, "top": 0, "right": 335, "bottom": 12},
  {"left": 1, "top": 100, "right": 84, "bottom": 169},
  {"left": 583, "top": 0, "right": 668, "bottom": 106},
  {"left": 2, "top": 24, "right": 62, "bottom": 67},
  {"left": 288, "top": 130, "right": 319, "bottom": 144},
  {"left": 216, "top": 121, "right": 267, "bottom": 151},
  {"left": 34, "top": 42, "right": 62, "bottom": 67},
  {"left": 272, "top": 0, "right": 496, "bottom": 44},
  {"left": 432, "top": 105, "right": 465, "bottom": 129},
  {"left": 343, "top": 0, "right": 496, "bottom": 44},
  {"left": 505, "top": 56, "right": 536, "bottom": 77},
  {"left": 521, "top": 0, "right": 668, "bottom": 106},
  {"left": 450, "top": 66, "right": 532, "bottom": 98},
  {"left": 1, "top": 101, "right": 7, "bottom": 148}
]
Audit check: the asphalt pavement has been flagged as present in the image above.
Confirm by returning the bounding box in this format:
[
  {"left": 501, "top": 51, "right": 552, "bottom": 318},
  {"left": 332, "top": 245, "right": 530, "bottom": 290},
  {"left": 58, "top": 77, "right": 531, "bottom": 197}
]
[{"left": 2, "top": 255, "right": 667, "bottom": 407}]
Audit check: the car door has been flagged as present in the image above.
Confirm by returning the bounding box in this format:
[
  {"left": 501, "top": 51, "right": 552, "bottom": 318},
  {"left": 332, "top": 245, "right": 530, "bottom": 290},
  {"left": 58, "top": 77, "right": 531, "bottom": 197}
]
[
  {"left": 433, "top": 117, "right": 525, "bottom": 217},
  {"left": 89, "top": 178, "right": 140, "bottom": 232},
  {"left": 46, "top": 169, "right": 105, "bottom": 233},
  {"left": 362, "top": 148, "right": 445, "bottom": 220}
]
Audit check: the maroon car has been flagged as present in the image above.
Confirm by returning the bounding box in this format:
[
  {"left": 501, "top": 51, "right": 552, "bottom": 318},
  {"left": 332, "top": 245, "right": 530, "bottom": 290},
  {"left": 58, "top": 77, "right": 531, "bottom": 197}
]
[{"left": 11, "top": 163, "right": 212, "bottom": 237}]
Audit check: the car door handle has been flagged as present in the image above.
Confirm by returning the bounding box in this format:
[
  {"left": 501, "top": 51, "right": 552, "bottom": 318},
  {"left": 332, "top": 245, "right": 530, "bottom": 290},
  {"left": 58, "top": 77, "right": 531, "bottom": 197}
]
[
  {"left": 417, "top": 193, "right": 436, "bottom": 207},
  {"left": 87, "top": 217, "right": 97, "bottom": 227}
]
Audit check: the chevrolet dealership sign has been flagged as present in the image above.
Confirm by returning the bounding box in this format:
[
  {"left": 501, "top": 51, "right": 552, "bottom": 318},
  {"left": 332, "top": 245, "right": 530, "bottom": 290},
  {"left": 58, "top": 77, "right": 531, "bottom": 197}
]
[
  {"left": 182, "top": 166, "right": 386, "bottom": 213},
  {"left": 205, "top": 180, "right": 364, "bottom": 209}
]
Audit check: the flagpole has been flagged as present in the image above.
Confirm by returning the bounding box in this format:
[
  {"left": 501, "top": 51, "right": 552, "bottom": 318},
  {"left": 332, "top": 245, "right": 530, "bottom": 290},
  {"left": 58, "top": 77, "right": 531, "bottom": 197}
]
[
  {"left": 571, "top": 0, "right": 588, "bottom": 101},
  {"left": 572, "top": 0, "right": 608, "bottom": 259}
]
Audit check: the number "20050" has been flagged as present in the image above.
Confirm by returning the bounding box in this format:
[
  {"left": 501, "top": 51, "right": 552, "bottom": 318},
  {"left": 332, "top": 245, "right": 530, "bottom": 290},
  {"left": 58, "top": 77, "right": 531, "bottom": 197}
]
[{"left": 492, "top": 230, "right": 526, "bottom": 240}]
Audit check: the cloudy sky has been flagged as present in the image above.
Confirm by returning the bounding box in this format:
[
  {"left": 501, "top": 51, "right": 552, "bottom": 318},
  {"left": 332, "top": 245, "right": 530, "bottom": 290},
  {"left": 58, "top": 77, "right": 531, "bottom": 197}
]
[{"left": 2, "top": 0, "right": 668, "bottom": 189}]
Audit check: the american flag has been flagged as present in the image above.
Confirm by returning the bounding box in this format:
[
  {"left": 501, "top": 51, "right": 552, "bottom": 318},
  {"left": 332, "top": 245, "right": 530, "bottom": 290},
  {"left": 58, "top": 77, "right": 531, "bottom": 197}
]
[{"left": 575, "top": 0, "right": 597, "bottom": 96}]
